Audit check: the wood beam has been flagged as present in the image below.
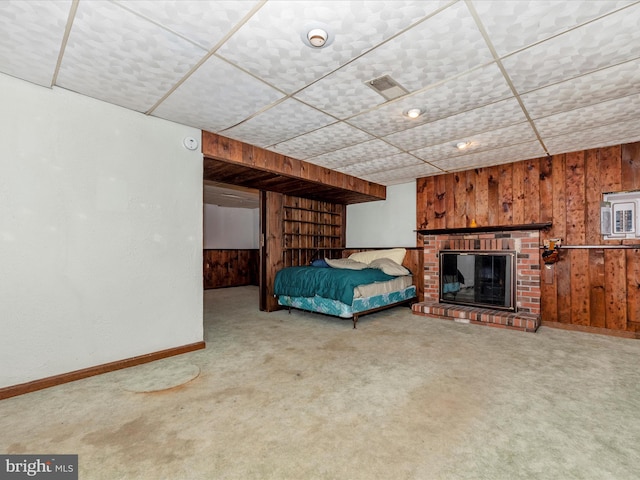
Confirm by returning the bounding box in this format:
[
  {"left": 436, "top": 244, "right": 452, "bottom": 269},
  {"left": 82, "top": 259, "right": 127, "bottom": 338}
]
[{"left": 202, "top": 131, "right": 386, "bottom": 205}]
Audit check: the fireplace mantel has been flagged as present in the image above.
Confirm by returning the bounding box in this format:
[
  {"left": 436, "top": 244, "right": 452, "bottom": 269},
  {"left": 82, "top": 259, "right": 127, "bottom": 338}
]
[{"left": 415, "top": 222, "right": 552, "bottom": 235}]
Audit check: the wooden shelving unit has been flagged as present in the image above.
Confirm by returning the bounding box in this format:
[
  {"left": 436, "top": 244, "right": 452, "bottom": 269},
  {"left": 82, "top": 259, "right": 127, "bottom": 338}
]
[{"left": 282, "top": 197, "right": 346, "bottom": 267}]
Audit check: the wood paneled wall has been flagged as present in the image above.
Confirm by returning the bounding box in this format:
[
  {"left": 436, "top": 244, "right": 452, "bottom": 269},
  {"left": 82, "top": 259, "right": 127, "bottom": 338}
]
[
  {"left": 416, "top": 142, "right": 640, "bottom": 335},
  {"left": 203, "top": 249, "right": 259, "bottom": 289}
]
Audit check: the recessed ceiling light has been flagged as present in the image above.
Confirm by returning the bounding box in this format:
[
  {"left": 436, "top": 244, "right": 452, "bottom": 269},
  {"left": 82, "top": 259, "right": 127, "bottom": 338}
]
[
  {"left": 404, "top": 108, "right": 423, "bottom": 119},
  {"left": 456, "top": 141, "right": 471, "bottom": 150}
]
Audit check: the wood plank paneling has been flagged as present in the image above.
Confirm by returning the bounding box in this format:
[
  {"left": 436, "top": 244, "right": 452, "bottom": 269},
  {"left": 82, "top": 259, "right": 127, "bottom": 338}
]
[
  {"left": 622, "top": 143, "right": 640, "bottom": 190},
  {"left": 464, "top": 170, "right": 476, "bottom": 227},
  {"left": 416, "top": 178, "right": 429, "bottom": 230},
  {"left": 524, "top": 159, "right": 541, "bottom": 224},
  {"left": 564, "top": 151, "right": 586, "bottom": 245},
  {"left": 415, "top": 141, "right": 640, "bottom": 334},
  {"left": 264, "top": 191, "right": 285, "bottom": 311},
  {"left": 511, "top": 161, "right": 526, "bottom": 225},
  {"left": 487, "top": 167, "right": 500, "bottom": 227},
  {"left": 625, "top": 248, "right": 640, "bottom": 325},
  {"left": 453, "top": 173, "right": 466, "bottom": 228},
  {"left": 570, "top": 250, "right": 590, "bottom": 326},
  {"left": 539, "top": 156, "right": 553, "bottom": 224},
  {"left": 203, "top": 249, "right": 259, "bottom": 289},
  {"left": 584, "top": 149, "right": 602, "bottom": 245},
  {"left": 475, "top": 168, "right": 489, "bottom": 226},
  {"left": 588, "top": 249, "right": 606, "bottom": 328},
  {"left": 444, "top": 174, "right": 457, "bottom": 229},
  {"left": 498, "top": 164, "right": 513, "bottom": 225},
  {"left": 434, "top": 175, "right": 446, "bottom": 230},
  {"left": 604, "top": 249, "right": 627, "bottom": 330}
]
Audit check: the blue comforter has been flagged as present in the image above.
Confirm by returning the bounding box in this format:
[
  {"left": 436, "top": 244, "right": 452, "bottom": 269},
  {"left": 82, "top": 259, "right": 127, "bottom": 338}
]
[{"left": 274, "top": 266, "right": 395, "bottom": 305}]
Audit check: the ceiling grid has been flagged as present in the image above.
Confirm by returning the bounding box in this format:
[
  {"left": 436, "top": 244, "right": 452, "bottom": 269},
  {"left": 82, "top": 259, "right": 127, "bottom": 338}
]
[{"left": 1, "top": 0, "right": 639, "bottom": 206}]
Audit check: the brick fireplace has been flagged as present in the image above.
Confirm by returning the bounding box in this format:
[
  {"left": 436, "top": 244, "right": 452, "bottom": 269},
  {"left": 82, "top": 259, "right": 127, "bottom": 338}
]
[{"left": 412, "top": 229, "right": 541, "bottom": 332}]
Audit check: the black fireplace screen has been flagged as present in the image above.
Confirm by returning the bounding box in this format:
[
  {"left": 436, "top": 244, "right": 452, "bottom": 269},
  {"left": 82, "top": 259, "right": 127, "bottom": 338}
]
[{"left": 439, "top": 251, "right": 516, "bottom": 310}]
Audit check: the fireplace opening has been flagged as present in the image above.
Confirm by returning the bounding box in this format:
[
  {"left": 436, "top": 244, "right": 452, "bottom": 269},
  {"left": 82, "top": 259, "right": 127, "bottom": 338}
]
[{"left": 439, "top": 251, "right": 516, "bottom": 311}]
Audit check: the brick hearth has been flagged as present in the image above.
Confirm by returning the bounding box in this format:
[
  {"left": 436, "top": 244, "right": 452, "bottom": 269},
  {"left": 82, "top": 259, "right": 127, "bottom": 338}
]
[{"left": 412, "top": 230, "right": 541, "bottom": 333}]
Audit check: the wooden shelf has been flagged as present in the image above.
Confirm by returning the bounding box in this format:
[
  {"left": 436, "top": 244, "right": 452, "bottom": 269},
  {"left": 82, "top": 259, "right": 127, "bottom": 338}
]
[
  {"left": 285, "top": 233, "right": 342, "bottom": 239},
  {"left": 416, "top": 222, "right": 552, "bottom": 235},
  {"left": 281, "top": 197, "right": 346, "bottom": 268},
  {"left": 284, "top": 219, "right": 341, "bottom": 226},
  {"left": 284, "top": 205, "right": 341, "bottom": 215}
]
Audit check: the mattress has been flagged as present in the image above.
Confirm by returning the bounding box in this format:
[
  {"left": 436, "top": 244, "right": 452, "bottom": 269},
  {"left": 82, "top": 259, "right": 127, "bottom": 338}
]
[
  {"left": 354, "top": 275, "right": 413, "bottom": 298},
  {"left": 277, "top": 285, "right": 417, "bottom": 319}
]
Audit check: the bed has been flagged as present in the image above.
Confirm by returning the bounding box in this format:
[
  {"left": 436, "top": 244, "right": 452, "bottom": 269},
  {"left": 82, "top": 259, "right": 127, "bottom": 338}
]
[{"left": 274, "top": 248, "right": 417, "bottom": 328}]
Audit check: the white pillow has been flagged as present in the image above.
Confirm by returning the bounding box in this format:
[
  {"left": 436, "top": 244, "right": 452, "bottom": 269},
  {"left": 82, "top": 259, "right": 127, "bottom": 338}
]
[
  {"left": 368, "top": 257, "right": 411, "bottom": 276},
  {"left": 348, "top": 248, "right": 406, "bottom": 266},
  {"left": 324, "top": 258, "right": 369, "bottom": 270}
]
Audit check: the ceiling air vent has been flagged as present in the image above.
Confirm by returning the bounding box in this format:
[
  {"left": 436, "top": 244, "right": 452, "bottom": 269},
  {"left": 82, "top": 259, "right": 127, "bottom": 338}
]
[{"left": 366, "top": 75, "right": 409, "bottom": 101}]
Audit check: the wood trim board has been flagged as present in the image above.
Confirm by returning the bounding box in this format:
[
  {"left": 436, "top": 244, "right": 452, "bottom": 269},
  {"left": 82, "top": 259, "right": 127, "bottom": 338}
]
[{"left": 0, "top": 341, "right": 206, "bottom": 400}]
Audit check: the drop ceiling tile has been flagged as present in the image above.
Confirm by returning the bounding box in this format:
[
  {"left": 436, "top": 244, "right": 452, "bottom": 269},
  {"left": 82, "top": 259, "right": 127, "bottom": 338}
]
[
  {"left": 432, "top": 141, "right": 546, "bottom": 172},
  {"left": 0, "top": 0, "right": 71, "bottom": 87},
  {"left": 385, "top": 98, "right": 528, "bottom": 151},
  {"left": 360, "top": 162, "right": 443, "bottom": 184},
  {"left": 216, "top": 0, "right": 449, "bottom": 94},
  {"left": 152, "top": 55, "right": 284, "bottom": 132},
  {"left": 114, "top": 0, "right": 260, "bottom": 49},
  {"left": 363, "top": 1, "right": 494, "bottom": 94},
  {"left": 221, "top": 98, "right": 335, "bottom": 148},
  {"left": 337, "top": 153, "right": 423, "bottom": 176},
  {"left": 503, "top": 4, "right": 640, "bottom": 93},
  {"left": 295, "top": 2, "right": 494, "bottom": 119},
  {"left": 473, "top": 0, "right": 633, "bottom": 57},
  {"left": 348, "top": 63, "right": 513, "bottom": 137},
  {"left": 293, "top": 66, "right": 391, "bottom": 120},
  {"left": 57, "top": 0, "right": 207, "bottom": 112},
  {"left": 413, "top": 122, "right": 539, "bottom": 163},
  {"left": 545, "top": 119, "right": 640, "bottom": 155},
  {"left": 269, "top": 122, "right": 373, "bottom": 159},
  {"left": 306, "top": 139, "right": 403, "bottom": 169},
  {"left": 521, "top": 59, "right": 640, "bottom": 120},
  {"left": 535, "top": 93, "right": 640, "bottom": 139}
]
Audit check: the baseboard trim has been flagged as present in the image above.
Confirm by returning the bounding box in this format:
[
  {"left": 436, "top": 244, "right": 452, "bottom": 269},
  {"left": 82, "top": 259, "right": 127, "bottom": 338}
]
[
  {"left": 541, "top": 321, "right": 640, "bottom": 339},
  {"left": 0, "top": 341, "right": 206, "bottom": 401}
]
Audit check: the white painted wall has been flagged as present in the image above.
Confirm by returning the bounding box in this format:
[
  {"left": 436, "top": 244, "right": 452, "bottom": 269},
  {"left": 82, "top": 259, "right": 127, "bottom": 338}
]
[
  {"left": 346, "top": 181, "right": 417, "bottom": 248},
  {"left": 0, "top": 74, "right": 203, "bottom": 388},
  {"left": 203, "top": 204, "right": 259, "bottom": 249}
]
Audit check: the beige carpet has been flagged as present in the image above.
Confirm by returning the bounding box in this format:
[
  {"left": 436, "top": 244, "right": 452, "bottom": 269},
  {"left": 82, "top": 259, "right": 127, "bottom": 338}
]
[{"left": 2, "top": 286, "right": 640, "bottom": 479}]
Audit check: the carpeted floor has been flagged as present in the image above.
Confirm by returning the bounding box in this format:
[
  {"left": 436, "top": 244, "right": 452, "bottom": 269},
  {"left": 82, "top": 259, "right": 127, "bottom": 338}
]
[{"left": 2, "top": 286, "right": 640, "bottom": 479}]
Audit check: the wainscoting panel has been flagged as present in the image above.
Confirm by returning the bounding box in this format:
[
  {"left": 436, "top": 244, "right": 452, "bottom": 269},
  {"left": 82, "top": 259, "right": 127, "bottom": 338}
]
[{"left": 203, "top": 249, "right": 259, "bottom": 289}]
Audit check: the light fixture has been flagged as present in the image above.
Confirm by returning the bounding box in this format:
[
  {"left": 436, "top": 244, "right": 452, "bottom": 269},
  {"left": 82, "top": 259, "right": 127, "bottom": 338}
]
[
  {"left": 456, "top": 141, "right": 471, "bottom": 150},
  {"left": 404, "top": 108, "right": 423, "bottom": 119},
  {"left": 307, "top": 28, "right": 328, "bottom": 47}
]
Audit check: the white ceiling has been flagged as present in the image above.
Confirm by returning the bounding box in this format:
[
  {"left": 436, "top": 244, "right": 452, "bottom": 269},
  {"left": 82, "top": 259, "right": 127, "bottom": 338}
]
[{"left": 2, "top": 0, "right": 640, "bottom": 193}]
